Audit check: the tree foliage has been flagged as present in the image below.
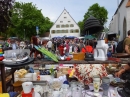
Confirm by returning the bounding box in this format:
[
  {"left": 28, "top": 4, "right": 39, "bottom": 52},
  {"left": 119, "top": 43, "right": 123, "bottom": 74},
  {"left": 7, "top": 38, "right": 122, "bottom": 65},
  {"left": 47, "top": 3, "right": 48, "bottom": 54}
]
[
  {"left": 78, "top": 3, "right": 108, "bottom": 34},
  {"left": 0, "top": 0, "right": 15, "bottom": 33},
  {"left": 9, "top": 2, "right": 53, "bottom": 40}
]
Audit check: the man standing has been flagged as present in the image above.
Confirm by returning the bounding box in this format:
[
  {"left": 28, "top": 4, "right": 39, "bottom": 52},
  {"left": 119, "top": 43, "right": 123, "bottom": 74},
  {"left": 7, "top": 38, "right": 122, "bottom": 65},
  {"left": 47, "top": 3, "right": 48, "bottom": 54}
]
[{"left": 46, "top": 39, "right": 53, "bottom": 51}]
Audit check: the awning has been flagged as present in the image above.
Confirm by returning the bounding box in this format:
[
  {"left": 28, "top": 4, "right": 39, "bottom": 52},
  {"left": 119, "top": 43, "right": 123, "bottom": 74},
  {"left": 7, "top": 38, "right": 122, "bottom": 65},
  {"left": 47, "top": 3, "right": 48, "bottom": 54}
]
[
  {"left": 85, "top": 35, "right": 95, "bottom": 40},
  {"left": 107, "top": 32, "right": 117, "bottom": 35}
]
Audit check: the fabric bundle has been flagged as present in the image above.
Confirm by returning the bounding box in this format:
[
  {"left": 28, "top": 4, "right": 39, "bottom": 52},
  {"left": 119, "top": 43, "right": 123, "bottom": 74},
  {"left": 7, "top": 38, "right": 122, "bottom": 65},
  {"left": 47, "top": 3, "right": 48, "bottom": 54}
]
[{"left": 0, "top": 45, "right": 4, "bottom": 61}]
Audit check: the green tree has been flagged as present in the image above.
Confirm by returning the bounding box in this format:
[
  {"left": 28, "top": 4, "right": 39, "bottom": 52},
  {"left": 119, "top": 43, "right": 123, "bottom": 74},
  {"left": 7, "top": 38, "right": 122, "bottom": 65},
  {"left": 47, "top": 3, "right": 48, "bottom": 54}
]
[
  {"left": 78, "top": 3, "right": 108, "bottom": 34},
  {"left": 78, "top": 21, "right": 84, "bottom": 34},
  {"left": 10, "top": 2, "right": 53, "bottom": 40}
]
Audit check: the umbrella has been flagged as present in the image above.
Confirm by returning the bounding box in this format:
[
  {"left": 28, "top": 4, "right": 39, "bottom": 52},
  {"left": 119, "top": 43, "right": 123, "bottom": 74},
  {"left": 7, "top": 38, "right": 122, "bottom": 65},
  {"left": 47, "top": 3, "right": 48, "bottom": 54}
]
[
  {"left": 85, "top": 35, "right": 95, "bottom": 40},
  {"left": 65, "top": 36, "right": 76, "bottom": 39},
  {"left": 83, "top": 16, "right": 104, "bottom": 35}
]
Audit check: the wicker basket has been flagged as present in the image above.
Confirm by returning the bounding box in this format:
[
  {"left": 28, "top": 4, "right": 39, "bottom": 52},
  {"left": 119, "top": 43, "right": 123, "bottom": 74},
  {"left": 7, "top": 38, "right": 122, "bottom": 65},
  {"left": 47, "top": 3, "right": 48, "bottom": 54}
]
[{"left": 73, "top": 52, "right": 85, "bottom": 60}]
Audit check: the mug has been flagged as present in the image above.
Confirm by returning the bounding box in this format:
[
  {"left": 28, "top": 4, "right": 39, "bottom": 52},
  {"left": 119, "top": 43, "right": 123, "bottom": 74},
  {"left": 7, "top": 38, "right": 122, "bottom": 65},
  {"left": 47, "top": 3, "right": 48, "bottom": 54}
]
[{"left": 93, "top": 75, "right": 101, "bottom": 93}]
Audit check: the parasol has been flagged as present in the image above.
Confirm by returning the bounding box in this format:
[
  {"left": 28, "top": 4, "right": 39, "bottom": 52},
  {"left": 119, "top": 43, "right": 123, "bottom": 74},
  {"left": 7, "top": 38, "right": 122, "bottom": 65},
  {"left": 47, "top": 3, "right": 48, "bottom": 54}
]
[
  {"left": 85, "top": 35, "right": 95, "bottom": 40},
  {"left": 83, "top": 16, "right": 104, "bottom": 35}
]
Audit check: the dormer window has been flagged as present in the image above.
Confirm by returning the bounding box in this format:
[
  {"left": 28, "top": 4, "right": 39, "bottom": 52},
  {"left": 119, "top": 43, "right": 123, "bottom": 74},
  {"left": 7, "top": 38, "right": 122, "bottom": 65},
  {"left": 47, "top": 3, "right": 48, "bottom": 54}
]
[{"left": 56, "top": 25, "right": 60, "bottom": 28}]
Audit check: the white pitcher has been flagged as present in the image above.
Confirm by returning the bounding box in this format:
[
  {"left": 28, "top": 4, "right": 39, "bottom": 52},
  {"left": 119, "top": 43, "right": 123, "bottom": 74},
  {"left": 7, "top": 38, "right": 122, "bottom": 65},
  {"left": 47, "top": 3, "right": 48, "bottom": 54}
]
[{"left": 22, "top": 82, "right": 33, "bottom": 93}]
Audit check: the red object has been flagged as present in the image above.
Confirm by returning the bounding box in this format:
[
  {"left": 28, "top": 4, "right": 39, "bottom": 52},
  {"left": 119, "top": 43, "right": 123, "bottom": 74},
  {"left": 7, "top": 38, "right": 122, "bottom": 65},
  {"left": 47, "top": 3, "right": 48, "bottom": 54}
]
[
  {"left": 81, "top": 45, "right": 93, "bottom": 53},
  {"left": 0, "top": 56, "right": 4, "bottom": 61},
  {"left": 22, "top": 88, "right": 34, "bottom": 97},
  {"left": 66, "top": 57, "right": 71, "bottom": 61}
]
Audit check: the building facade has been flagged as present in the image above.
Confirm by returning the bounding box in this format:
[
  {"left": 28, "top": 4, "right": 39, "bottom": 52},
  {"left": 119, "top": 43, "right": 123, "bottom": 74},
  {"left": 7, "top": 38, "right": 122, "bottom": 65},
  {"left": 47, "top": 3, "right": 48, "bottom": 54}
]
[
  {"left": 109, "top": 0, "right": 130, "bottom": 41},
  {"left": 50, "top": 9, "right": 80, "bottom": 38}
]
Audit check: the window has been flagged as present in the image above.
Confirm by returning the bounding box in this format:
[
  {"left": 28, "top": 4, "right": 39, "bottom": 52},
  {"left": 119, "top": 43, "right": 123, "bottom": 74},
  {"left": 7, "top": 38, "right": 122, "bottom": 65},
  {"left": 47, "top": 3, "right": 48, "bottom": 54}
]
[
  {"left": 64, "top": 17, "right": 67, "bottom": 19},
  {"left": 57, "top": 30, "right": 60, "bottom": 33},
  {"left": 68, "top": 21, "right": 70, "bottom": 22},
  {"left": 60, "top": 21, "right": 63, "bottom": 23},
  {"left": 51, "top": 30, "right": 55, "bottom": 33},
  {"left": 64, "top": 13, "right": 66, "bottom": 14},
  {"left": 56, "top": 25, "right": 60, "bottom": 28},
  {"left": 61, "top": 25, "right": 65, "bottom": 28},
  {"left": 66, "top": 24, "right": 69, "bottom": 27},
  {"left": 70, "top": 29, "right": 74, "bottom": 33},
  {"left": 70, "top": 24, "right": 74, "bottom": 27},
  {"left": 61, "top": 30, "right": 64, "bottom": 33},
  {"left": 65, "top": 30, "right": 68, "bottom": 33},
  {"left": 75, "top": 29, "right": 79, "bottom": 33}
]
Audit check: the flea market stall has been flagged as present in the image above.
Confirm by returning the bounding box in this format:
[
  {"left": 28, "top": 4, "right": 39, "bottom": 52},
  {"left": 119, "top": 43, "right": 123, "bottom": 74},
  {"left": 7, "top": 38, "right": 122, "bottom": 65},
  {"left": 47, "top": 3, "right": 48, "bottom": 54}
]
[{"left": 0, "top": 16, "right": 129, "bottom": 97}]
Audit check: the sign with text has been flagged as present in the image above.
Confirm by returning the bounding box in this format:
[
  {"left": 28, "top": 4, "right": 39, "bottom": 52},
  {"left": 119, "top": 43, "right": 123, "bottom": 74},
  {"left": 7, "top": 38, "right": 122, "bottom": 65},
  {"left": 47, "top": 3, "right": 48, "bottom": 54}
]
[{"left": 36, "top": 26, "right": 39, "bottom": 35}]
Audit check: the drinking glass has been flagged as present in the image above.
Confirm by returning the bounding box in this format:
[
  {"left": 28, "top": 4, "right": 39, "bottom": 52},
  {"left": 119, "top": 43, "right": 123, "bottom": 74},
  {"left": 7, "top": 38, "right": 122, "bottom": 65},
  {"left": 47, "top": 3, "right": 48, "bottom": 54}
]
[{"left": 71, "top": 87, "right": 83, "bottom": 97}]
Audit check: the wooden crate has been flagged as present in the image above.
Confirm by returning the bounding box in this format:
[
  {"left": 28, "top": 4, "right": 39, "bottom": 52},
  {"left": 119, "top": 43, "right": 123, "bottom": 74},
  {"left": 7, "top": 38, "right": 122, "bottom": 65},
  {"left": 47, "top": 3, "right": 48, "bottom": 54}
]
[{"left": 73, "top": 52, "right": 85, "bottom": 60}]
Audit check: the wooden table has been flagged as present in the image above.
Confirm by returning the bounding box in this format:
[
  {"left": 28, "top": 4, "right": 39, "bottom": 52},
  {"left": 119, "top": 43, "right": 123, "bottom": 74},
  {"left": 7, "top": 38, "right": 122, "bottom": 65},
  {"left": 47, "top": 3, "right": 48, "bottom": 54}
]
[
  {"left": 112, "top": 53, "right": 130, "bottom": 58},
  {"left": 33, "top": 58, "right": 130, "bottom": 64}
]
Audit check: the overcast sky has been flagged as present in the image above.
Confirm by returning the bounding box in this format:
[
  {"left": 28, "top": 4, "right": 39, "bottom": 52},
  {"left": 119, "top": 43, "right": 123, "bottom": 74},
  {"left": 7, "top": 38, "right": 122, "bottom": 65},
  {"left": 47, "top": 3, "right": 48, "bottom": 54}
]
[{"left": 16, "top": 0, "right": 121, "bottom": 27}]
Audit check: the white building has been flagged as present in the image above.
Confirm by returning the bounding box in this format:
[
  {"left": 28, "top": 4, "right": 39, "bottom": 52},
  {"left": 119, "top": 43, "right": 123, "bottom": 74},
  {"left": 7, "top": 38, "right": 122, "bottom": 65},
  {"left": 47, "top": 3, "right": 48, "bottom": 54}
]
[
  {"left": 50, "top": 9, "right": 80, "bottom": 38},
  {"left": 109, "top": 0, "right": 130, "bottom": 41}
]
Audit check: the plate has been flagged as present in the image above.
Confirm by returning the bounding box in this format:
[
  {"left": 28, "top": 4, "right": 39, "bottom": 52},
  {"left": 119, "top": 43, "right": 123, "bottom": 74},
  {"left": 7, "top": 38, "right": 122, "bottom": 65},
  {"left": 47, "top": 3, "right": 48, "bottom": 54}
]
[
  {"left": 3, "top": 56, "right": 28, "bottom": 64},
  {"left": 16, "top": 56, "right": 28, "bottom": 62}
]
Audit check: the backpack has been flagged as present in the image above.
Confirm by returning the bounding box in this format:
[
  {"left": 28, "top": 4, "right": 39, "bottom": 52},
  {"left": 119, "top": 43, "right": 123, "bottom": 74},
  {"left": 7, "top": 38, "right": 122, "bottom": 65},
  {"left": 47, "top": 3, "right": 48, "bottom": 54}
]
[{"left": 116, "top": 38, "right": 126, "bottom": 53}]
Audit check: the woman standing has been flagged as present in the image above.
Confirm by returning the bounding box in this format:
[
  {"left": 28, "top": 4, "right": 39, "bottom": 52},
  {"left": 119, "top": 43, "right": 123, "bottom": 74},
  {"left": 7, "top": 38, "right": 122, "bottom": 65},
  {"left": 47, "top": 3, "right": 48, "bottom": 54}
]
[{"left": 30, "top": 36, "right": 42, "bottom": 59}]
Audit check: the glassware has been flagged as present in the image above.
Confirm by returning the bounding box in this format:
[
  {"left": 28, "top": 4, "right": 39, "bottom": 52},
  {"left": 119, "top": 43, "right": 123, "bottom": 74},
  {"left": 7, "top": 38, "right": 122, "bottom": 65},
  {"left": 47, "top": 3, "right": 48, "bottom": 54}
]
[
  {"left": 60, "top": 84, "right": 69, "bottom": 97},
  {"left": 4, "top": 50, "right": 8, "bottom": 60},
  {"left": 11, "top": 52, "right": 17, "bottom": 61},
  {"left": 70, "top": 80, "right": 77, "bottom": 89},
  {"left": 101, "top": 77, "right": 110, "bottom": 97},
  {"left": 47, "top": 89, "right": 53, "bottom": 97},
  {"left": 71, "top": 87, "right": 83, "bottom": 97}
]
